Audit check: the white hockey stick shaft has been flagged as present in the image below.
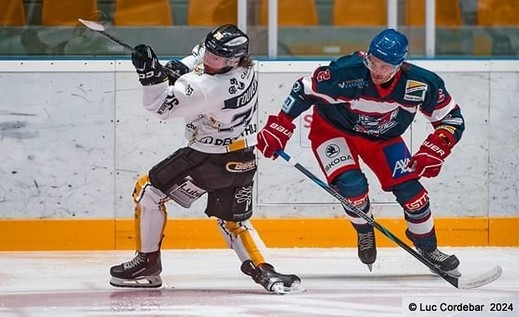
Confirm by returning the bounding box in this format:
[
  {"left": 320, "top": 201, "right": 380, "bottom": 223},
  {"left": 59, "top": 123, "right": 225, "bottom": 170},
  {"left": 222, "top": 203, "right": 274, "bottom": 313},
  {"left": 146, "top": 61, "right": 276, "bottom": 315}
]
[{"left": 78, "top": 19, "right": 140, "bottom": 55}]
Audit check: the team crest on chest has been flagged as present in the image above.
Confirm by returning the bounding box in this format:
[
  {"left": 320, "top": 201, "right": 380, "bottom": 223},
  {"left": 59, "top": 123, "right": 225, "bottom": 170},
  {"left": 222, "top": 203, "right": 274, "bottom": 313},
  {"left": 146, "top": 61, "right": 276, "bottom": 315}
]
[{"left": 404, "top": 80, "right": 427, "bottom": 102}]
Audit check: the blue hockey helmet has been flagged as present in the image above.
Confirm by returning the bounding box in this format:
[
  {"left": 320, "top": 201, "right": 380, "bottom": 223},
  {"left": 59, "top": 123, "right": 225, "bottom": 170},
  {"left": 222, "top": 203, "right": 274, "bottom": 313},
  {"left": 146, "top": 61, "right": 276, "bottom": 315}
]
[{"left": 368, "top": 29, "right": 408, "bottom": 66}]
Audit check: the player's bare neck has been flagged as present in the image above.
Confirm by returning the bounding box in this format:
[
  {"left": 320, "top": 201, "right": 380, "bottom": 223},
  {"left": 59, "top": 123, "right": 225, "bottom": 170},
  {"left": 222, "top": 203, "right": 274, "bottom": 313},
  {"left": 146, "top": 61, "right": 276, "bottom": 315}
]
[{"left": 373, "top": 70, "right": 401, "bottom": 98}]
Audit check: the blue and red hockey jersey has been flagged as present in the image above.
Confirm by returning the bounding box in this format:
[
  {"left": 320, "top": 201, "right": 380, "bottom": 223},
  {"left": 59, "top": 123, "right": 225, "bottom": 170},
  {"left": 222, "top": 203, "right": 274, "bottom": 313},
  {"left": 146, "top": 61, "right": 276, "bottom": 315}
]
[{"left": 281, "top": 51, "right": 465, "bottom": 143}]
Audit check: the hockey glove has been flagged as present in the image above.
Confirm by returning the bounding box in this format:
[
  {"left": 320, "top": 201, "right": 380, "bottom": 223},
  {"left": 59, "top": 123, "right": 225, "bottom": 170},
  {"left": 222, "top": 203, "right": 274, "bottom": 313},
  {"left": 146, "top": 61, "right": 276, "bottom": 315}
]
[
  {"left": 132, "top": 44, "right": 167, "bottom": 86},
  {"left": 257, "top": 112, "right": 296, "bottom": 159},
  {"left": 164, "top": 60, "right": 191, "bottom": 85},
  {"left": 408, "top": 130, "right": 455, "bottom": 178}
]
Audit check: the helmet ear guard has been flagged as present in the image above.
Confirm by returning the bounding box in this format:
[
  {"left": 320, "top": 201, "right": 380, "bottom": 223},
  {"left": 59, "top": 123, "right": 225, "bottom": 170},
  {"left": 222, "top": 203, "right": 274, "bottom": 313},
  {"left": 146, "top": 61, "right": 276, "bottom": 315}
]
[{"left": 368, "top": 28, "right": 408, "bottom": 66}]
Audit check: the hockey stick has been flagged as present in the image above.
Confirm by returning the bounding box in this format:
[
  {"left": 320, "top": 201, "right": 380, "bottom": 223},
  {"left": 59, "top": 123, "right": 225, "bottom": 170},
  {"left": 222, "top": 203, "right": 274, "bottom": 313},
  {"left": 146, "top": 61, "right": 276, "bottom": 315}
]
[
  {"left": 78, "top": 19, "right": 139, "bottom": 55},
  {"left": 276, "top": 150, "right": 502, "bottom": 289}
]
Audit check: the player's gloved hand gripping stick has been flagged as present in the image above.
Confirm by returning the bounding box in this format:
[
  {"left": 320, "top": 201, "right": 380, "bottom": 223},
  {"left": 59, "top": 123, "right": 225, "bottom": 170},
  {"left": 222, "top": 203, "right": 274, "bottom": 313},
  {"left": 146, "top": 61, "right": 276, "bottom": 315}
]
[
  {"left": 408, "top": 129, "right": 455, "bottom": 178},
  {"left": 256, "top": 112, "right": 295, "bottom": 159},
  {"left": 78, "top": 19, "right": 184, "bottom": 85},
  {"left": 275, "top": 149, "right": 502, "bottom": 290},
  {"left": 131, "top": 45, "right": 168, "bottom": 86}
]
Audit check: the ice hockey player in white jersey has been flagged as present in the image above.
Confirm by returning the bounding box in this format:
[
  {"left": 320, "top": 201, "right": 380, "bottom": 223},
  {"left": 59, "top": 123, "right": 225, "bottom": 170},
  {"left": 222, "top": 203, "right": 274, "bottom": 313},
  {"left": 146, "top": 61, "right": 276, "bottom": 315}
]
[{"left": 109, "top": 24, "right": 303, "bottom": 294}]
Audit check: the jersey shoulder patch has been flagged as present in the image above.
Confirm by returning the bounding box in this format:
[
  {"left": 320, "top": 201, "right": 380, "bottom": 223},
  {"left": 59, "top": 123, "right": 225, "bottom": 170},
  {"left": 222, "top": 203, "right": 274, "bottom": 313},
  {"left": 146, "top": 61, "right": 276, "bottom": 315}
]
[{"left": 403, "top": 79, "right": 428, "bottom": 101}]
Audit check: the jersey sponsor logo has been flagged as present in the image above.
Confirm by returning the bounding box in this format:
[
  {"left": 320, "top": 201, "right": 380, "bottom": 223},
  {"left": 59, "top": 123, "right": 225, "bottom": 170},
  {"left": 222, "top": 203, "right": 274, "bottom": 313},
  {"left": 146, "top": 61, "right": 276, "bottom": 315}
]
[
  {"left": 317, "top": 138, "right": 354, "bottom": 176},
  {"left": 194, "top": 65, "right": 204, "bottom": 75},
  {"left": 404, "top": 80, "right": 428, "bottom": 102},
  {"left": 382, "top": 142, "right": 413, "bottom": 178},
  {"left": 185, "top": 84, "right": 194, "bottom": 96},
  {"left": 316, "top": 69, "right": 331, "bottom": 82},
  {"left": 229, "top": 77, "right": 246, "bottom": 94},
  {"left": 392, "top": 158, "right": 412, "bottom": 178},
  {"left": 224, "top": 77, "right": 258, "bottom": 109},
  {"left": 242, "top": 123, "right": 257, "bottom": 136},
  {"left": 325, "top": 144, "right": 340, "bottom": 158},
  {"left": 226, "top": 160, "right": 256, "bottom": 173},
  {"left": 198, "top": 135, "right": 240, "bottom": 146},
  {"left": 240, "top": 67, "right": 251, "bottom": 79},
  {"left": 440, "top": 116, "right": 463, "bottom": 126},
  {"left": 338, "top": 78, "right": 366, "bottom": 89}
]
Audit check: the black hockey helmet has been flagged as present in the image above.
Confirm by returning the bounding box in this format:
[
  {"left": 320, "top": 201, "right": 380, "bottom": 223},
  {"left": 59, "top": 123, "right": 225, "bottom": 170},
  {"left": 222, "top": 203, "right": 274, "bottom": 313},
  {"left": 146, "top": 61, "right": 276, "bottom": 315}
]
[{"left": 204, "top": 24, "right": 249, "bottom": 59}]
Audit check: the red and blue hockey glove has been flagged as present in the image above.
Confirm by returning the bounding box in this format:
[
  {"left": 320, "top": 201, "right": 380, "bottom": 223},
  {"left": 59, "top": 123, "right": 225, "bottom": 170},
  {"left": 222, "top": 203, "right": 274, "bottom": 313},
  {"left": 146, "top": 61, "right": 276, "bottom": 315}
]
[
  {"left": 408, "top": 130, "right": 455, "bottom": 178},
  {"left": 132, "top": 44, "right": 167, "bottom": 86},
  {"left": 256, "top": 112, "right": 296, "bottom": 159}
]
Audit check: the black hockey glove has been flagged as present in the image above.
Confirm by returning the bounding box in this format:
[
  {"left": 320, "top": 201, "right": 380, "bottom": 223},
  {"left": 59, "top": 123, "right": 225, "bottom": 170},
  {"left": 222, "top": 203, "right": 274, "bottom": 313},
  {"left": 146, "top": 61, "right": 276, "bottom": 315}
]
[
  {"left": 164, "top": 60, "right": 191, "bottom": 85},
  {"left": 131, "top": 44, "right": 167, "bottom": 86}
]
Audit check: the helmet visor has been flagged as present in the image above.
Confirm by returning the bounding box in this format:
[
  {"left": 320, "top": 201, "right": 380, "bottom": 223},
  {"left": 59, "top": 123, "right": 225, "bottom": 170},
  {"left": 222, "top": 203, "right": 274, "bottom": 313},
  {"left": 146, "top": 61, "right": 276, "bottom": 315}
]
[
  {"left": 363, "top": 54, "right": 400, "bottom": 84},
  {"left": 363, "top": 54, "right": 399, "bottom": 73},
  {"left": 203, "top": 50, "right": 238, "bottom": 75}
]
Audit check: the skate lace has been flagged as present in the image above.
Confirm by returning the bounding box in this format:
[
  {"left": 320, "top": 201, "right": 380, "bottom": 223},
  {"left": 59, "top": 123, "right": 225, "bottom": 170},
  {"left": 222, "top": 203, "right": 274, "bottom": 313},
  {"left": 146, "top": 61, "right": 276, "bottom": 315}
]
[
  {"left": 422, "top": 249, "right": 449, "bottom": 262},
  {"left": 123, "top": 253, "right": 146, "bottom": 270},
  {"left": 358, "top": 232, "right": 375, "bottom": 251}
]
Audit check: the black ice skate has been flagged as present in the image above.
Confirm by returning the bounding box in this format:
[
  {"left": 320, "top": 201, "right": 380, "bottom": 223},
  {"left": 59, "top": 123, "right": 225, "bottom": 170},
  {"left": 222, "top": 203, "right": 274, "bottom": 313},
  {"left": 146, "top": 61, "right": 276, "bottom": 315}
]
[
  {"left": 418, "top": 248, "right": 461, "bottom": 277},
  {"left": 240, "top": 260, "right": 305, "bottom": 294},
  {"left": 110, "top": 250, "right": 162, "bottom": 288},
  {"left": 357, "top": 229, "right": 377, "bottom": 271}
]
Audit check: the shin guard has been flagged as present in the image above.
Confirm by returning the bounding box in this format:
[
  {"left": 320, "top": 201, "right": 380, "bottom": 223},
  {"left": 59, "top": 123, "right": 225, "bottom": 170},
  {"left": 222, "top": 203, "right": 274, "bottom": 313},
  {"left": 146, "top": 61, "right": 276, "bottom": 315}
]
[
  {"left": 133, "top": 175, "right": 168, "bottom": 253},
  {"left": 216, "top": 219, "right": 269, "bottom": 266},
  {"left": 334, "top": 170, "right": 372, "bottom": 233},
  {"left": 393, "top": 180, "right": 437, "bottom": 251}
]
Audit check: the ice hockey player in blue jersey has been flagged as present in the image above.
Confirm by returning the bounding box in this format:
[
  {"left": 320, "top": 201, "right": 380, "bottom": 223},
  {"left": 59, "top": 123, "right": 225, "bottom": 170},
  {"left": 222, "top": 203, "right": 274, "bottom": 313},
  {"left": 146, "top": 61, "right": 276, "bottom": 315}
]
[{"left": 256, "top": 28, "right": 465, "bottom": 277}]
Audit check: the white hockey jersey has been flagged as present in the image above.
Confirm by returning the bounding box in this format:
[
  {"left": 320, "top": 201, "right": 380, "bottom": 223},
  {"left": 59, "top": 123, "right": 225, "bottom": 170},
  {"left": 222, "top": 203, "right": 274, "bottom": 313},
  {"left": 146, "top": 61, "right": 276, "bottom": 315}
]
[{"left": 141, "top": 64, "right": 258, "bottom": 154}]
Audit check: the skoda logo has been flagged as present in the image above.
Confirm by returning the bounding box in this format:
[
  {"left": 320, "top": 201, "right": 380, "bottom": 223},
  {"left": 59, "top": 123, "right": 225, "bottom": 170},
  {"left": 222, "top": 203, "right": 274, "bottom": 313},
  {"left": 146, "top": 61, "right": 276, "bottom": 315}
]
[{"left": 325, "top": 144, "right": 340, "bottom": 158}]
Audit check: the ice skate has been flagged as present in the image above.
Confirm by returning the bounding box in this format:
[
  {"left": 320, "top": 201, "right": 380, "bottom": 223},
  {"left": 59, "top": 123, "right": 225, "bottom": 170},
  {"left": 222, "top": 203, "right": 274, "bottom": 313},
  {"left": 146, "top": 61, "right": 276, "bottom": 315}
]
[
  {"left": 418, "top": 247, "right": 461, "bottom": 277},
  {"left": 357, "top": 229, "right": 377, "bottom": 271},
  {"left": 110, "top": 251, "right": 162, "bottom": 288},
  {"left": 240, "top": 260, "right": 305, "bottom": 294}
]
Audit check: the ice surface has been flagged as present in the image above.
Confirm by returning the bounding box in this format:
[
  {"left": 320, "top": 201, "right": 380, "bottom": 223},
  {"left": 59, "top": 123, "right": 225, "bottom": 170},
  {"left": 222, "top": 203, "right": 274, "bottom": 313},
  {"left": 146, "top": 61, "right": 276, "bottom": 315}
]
[{"left": 0, "top": 248, "right": 517, "bottom": 316}]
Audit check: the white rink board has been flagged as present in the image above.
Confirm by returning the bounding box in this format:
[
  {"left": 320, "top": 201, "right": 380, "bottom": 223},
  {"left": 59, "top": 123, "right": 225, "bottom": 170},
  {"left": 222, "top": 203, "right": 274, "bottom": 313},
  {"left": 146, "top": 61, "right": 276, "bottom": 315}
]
[{"left": 0, "top": 60, "right": 517, "bottom": 219}]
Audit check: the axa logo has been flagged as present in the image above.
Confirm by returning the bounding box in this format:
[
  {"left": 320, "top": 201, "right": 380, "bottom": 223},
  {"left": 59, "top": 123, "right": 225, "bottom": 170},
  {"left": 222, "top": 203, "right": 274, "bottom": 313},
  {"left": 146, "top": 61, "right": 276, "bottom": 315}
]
[{"left": 392, "top": 158, "right": 413, "bottom": 177}]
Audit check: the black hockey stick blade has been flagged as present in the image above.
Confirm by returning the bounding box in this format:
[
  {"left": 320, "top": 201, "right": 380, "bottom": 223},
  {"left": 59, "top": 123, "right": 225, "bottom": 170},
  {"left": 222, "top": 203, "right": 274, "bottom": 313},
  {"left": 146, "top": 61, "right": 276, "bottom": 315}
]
[
  {"left": 78, "top": 19, "right": 139, "bottom": 55},
  {"left": 275, "top": 149, "right": 502, "bottom": 289}
]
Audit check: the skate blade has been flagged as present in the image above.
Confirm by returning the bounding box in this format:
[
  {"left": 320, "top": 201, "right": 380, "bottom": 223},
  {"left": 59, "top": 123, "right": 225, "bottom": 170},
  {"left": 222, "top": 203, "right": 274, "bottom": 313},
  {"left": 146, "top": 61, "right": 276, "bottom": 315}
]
[
  {"left": 270, "top": 281, "right": 307, "bottom": 295},
  {"left": 110, "top": 276, "right": 162, "bottom": 288},
  {"left": 366, "top": 264, "right": 373, "bottom": 272}
]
